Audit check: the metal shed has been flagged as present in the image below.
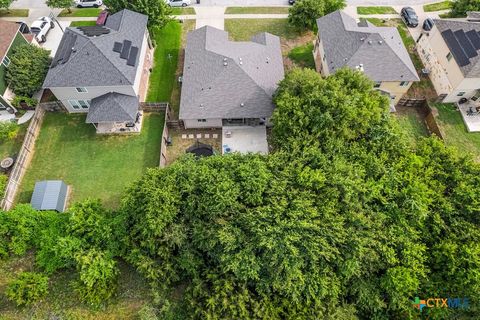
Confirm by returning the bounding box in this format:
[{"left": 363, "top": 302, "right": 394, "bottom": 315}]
[{"left": 30, "top": 180, "right": 68, "bottom": 212}]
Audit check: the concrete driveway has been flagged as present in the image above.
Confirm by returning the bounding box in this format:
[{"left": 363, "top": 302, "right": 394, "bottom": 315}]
[{"left": 40, "top": 20, "right": 69, "bottom": 57}]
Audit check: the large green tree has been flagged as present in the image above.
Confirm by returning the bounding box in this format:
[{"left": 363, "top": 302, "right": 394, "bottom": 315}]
[
  {"left": 288, "top": 0, "right": 346, "bottom": 31},
  {"left": 5, "top": 44, "right": 50, "bottom": 97},
  {"left": 103, "top": 0, "right": 172, "bottom": 29},
  {"left": 0, "top": 0, "right": 14, "bottom": 11},
  {"left": 451, "top": 0, "right": 480, "bottom": 17},
  {"left": 46, "top": 0, "right": 74, "bottom": 13}
]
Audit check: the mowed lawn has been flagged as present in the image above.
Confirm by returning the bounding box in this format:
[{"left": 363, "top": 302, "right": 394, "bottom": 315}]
[
  {"left": 225, "top": 19, "right": 302, "bottom": 41},
  {"left": 17, "top": 112, "right": 164, "bottom": 208},
  {"left": 434, "top": 103, "right": 480, "bottom": 161},
  {"left": 58, "top": 8, "right": 102, "bottom": 17},
  {"left": 146, "top": 21, "right": 182, "bottom": 102}
]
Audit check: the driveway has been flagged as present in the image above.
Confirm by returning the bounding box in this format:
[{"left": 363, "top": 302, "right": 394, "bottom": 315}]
[{"left": 40, "top": 20, "right": 70, "bottom": 57}]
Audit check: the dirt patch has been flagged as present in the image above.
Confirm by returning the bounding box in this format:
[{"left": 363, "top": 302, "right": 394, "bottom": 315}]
[
  {"left": 281, "top": 31, "right": 315, "bottom": 70},
  {"left": 166, "top": 128, "right": 222, "bottom": 165}
]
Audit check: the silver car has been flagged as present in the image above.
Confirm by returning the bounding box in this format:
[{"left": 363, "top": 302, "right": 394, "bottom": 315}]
[{"left": 167, "top": 0, "right": 192, "bottom": 7}]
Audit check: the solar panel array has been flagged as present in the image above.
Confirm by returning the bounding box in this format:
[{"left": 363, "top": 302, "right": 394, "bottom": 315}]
[
  {"left": 112, "top": 40, "right": 139, "bottom": 67},
  {"left": 51, "top": 32, "right": 78, "bottom": 68},
  {"left": 77, "top": 26, "right": 111, "bottom": 37},
  {"left": 442, "top": 28, "right": 480, "bottom": 67}
]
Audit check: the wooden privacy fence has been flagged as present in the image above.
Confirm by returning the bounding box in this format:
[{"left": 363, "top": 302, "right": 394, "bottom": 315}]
[
  {"left": 139, "top": 102, "right": 171, "bottom": 168},
  {"left": 396, "top": 98, "right": 444, "bottom": 140},
  {"left": 1, "top": 106, "right": 46, "bottom": 210},
  {"left": 396, "top": 98, "right": 427, "bottom": 108}
]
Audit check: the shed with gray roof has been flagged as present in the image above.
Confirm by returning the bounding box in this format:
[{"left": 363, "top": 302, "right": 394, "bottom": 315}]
[
  {"left": 30, "top": 180, "right": 69, "bottom": 212},
  {"left": 316, "top": 11, "right": 419, "bottom": 82},
  {"left": 179, "top": 26, "right": 284, "bottom": 127}
]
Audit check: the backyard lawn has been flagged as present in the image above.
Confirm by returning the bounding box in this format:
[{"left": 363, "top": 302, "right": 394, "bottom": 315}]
[
  {"left": 357, "top": 6, "right": 396, "bottom": 14},
  {"left": 69, "top": 20, "right": 96, "bottom": 27},
  {"left": 288, "top": 43, "right": 315, "bottom": 69},
  {"left": 394, "top": 107, "right": 429, "bottom": 146},
  {"left": 58, "top": 8, "right": 102, "bottom": 17},
  {"left": 146, "top": 21, "right": 182, "bottom": 102},
  {"left": 225, "top": 19, "right": 302, "bottom": 41},
  {"left": 17, "top": 112, "right": 164, "bottom": 208},
  {"left": 423, "top": 1, "right": 453, "bottom": 12},
  {"left": 225, "top": 7, "right": 289, "bottom": 14},
  {"left": 0, "top": 9, "right": 28, "bottom": 17},
  {"left": 434, "top": 103, "right": 480, "bottom": 161}
]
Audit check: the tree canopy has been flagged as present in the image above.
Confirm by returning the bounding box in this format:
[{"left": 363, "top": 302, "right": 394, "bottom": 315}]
[
  {"left": 451, "top": 0, "right": 480, "bottom": 17},
  {"left": 103, "top": 0, "right": 172, "bottom": 29},
  {"left": 46, "top": 0, "right": 74, "bottom": 13},
  {"left": 288, "top": 0, "right": 346, "bottom": 31},
  {"left": 0, "top": 0, "right": 13, "bottom": 10}
]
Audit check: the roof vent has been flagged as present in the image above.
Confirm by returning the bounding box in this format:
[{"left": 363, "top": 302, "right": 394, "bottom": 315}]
[
  {"left": 223, "top": 62, "right": 228, "bottom": 66},
  {"left": 200, "top": 103, "right": 205, "bottom": 108},
  {"left": 355, "top": 64, "right": 364, "bottom": 72},
  {"left": 266, "top": 57, "right": 270, "bottom": 64},
  {"left": 378, "top": 40, "right": 383, "bottom": 44},
  {"left": 240, "top": 103, "right": 245, "bottom": 107},
  {"left": 360, "top": 37, "right": 365, "bottom": 41},
  {"left": 368, "top": 40, "right": 373, "bottom": 45}
]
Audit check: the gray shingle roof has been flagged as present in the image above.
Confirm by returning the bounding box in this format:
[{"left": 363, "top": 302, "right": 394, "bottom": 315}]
[
  {"left": 31, "top": 180, "right": 68, "bottom": 212},
  {"left": 434, "top": 19, "right": 480, "bottom": 78},
  {"left": 179, "top": 26, "right": 284, "bottom": 120},
  {"left": 316, "top": 11, "right": 419, "bottom": 82},
  {"left": 86, "top": 92, "right": 138, "bottom": 123},
  {"left": 43, "top": 9, "right": 148, "bottom": 88}
]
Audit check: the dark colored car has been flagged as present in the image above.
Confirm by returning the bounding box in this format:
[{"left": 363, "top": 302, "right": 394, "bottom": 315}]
[
  {"left": 289, "top": 0, "right": 295, "bottom": 4},
  {"left": 15, "top": 21, "right": 30, "bottom": 34},
  {"left": 401, "top": 7, "right": 419, "bottom": 28},
  {"left": 96, "top": 10, "right": 109, "bottom": 26},
  {"left": 423, "top": 18, "right": 434, "bottom": 31}
]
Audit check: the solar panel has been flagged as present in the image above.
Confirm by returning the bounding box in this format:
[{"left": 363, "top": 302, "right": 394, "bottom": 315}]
[
  {"left": 454, "top": 30, "right": 477, "bottom": 58},
  {"left": 442, "top": 29, "right": 470, "bottom": 67},
  {"left": 466, "top": 30, "right": 480, "bottom": 50},
  {"left": 120, "top": 40, "right": 132, "bottom": 59},
  {"left": 127, "top": 46, "right": 138, "bottom": 66},
  {"left": 113, "top": 42, "right": 123, "bottom": 53}
]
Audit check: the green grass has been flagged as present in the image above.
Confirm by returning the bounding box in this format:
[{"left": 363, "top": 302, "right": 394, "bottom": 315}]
[
  {"left": 423, "top": 1, "right": 453, "bottom": 12},
  {"left": 395, "top": 112, "right": 429, "bottom": 146},
  {"left": 0, "top": 124, "right": 28, "bottom": 160},
  {"left": 225, "top": 7, "right": 290, "bottom": 14},
  {"left": 170, "top": 7, "right": 195, "bottom": 15},
  {"left": 288, "top": 43, "right": 315, "bottom": 69},
  {"left": 146, "top": 21, "right": 182, "bottom": 102},
  {"left": 357, "top": 6, "right": 397, "bottom": 15},
  {"left": 225, "top": 19, "right": 302, "bottom": 41},
  {"left": 0, "top": 9, "right": 29, "bottom": 17},
  {"left": 434, "top": 103, "right": 480, "bottom": 160},
  {"left": 69, "top": 20, "right": 97, "bottom": 27},
  {"left": 17, "top": 112, "right": 164, "bottom": 209},
  {"left": 58, "top": 8, "right": 102, "bottom": 17}
]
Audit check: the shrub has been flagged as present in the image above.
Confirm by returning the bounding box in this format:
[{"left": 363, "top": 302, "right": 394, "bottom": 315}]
[
  {"left": 0, "top": 121, "right": 19, "bottom": 141},
  {"left": 451, "top": 0, "right": 480, "bottom": 17},
  {"left": 5, "top": 272, "right": 49, "bottom": 306},
  {"left": 0, "top": 174, "right": 7, "bottom": 197},
  {"left": 10, "top": 96, "right": 38, "bottom": 109},
  {"left": 288, "top": 0, "right": 346, "bottom": 31}
]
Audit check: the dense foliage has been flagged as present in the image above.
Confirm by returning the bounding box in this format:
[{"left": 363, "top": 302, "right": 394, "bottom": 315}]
[
  {"left": 288, "top": 0, "right": 346, "bottom": 30},
  {"left": 0, "top": 121, "right": 19, "bottom": 141},
  {"left": 103, "top": 0, "right": 172, "bottom": 29},
  {"left": 6, "top": 272, "right": 49, "bottom": 306},
  {"left": 451, "top": 0, "right": 480, "bottom": 17},
  {"left": 5, "top": 44, "right": 50, "bottom": 97},
  {"left": 46, "top": 0, "right": 74, "bottom": 13},
  {"left": 0, "top": 0, "right": 13, "bottom": 10}
]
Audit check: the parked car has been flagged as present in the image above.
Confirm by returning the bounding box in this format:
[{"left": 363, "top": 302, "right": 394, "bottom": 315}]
[
  {"left": 30, "top": 17, "right": 54, "bottom": 43},
  {"left": 96, "top": 10, "right": 109, "bottom": 25},
  {"left": 401, "top": 7, "right": 419, "bottom": 28},
  {"left": 75, "top": 0, "right": 103, "bottom": 8},
  {"left": 423, "top": 18, "right": 434, "bottom": 31},
  {"left": 166, "top": 0, "right": 191, "bottom": 7},
  {"left": 289, "top": 0, "right": 295, "bottom": 4},
  {"left": 15, "top": 21, "right": 30, "bottom": 34}
]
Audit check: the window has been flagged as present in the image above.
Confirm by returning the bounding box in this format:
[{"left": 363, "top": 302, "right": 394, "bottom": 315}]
[
  {"left": 75, "top": 87, "right": 87, "bottom": 93},
  {"left": 2, "top": 56, "right": 10, "bottom": 67},
  {"left": 197, "top": 119, "right": 207, "bottom": 122},
  {"left": 400, "top": 81, "right": 410, "bottom": 87},
  {"left": 68, "top": 99, "right": 90, "bottom": 110},
  {"left": 446, "top": 52, "right": 453, "bottom": 61},
  {"left": 374, "top": 81, "right": 381, "bottom": 88},
  {"left": 457, "top": 92, "right": 466, "bottom": 96}
]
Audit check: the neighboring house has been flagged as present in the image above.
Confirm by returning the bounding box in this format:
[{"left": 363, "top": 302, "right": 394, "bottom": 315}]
[
  {"left": 43, "top": 9, "right": 153, "bottom": 134},
  {"left": 314, "top": 11, "right": 419, "bottom": 105},
  {"left": 0, "top": 20, "right": 31, "bottom": 110},
  {"left": 417, "top": 19, "right": 480, "bottom": 103},
  {"left": 179, "top": 26, "right": 285, "bottom": 129}
]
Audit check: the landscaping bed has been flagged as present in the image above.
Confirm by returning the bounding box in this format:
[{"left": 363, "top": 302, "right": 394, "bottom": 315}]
[
  {"left": 58, "top": 8, "right": 102, "bottom": 17},
  {"left": 225, "top": 7, "right": 289, "bottom": 14},
  {"left": 357, "top": 6, "right": 396, "bottom": 15},
  {"left": 423, "top": 1, "right": 453, "bottom": 12},
  {"left": 17, "top": 112, "right": 164, "bottom": 208}
]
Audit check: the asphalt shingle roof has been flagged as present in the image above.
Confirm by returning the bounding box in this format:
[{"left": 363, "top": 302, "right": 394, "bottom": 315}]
[
  {"left": 86, "top": 92, "right": 138, "bottom": 123},
  {"left": 434, "top": 19, "right": 480, "bottom": 78},
  {"left": 316, "top": 11, "right": 419, "bottom": 82},
  {"left": 43, "top": 9, "right": 148, "bottom": 88},
  {"left": 0, "top": 20, "right": 21, "bottom": 61},
  {"left": 179, "top": 26, "right": 284, "bottom": 120}
]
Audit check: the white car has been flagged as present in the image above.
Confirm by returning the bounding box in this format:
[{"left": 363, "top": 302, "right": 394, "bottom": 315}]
[
  {"left": 30, "top": 17, "right": 54, "bottom": 43},
  {"left": 167, "top": 0, "right": 192, "bottom": 7},
  {"left": 75, "top": 0, "right": 103, "bottom": 8}
]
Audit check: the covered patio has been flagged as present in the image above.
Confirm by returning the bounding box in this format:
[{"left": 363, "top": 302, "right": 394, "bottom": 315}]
[
  {"left": 86, "top": 92, "right": 143, "bottom": 134},
  {"left": 222, "top": 126, "right": 269, "bottom": 155},
  {"left": 458, "top": 101, "right": 480, "bottom": 132}
]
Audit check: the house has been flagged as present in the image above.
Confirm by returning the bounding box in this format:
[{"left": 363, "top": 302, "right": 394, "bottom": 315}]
[
  {"left": 0, "top": 20, "right": 32, "bottom": 113},
  {"left": 30, "top": 180, "right": 69, "bottom": 212},
  {"left": 179, "top": 26, "right": 284, "bottom": 130},
  {"left": 313, "top": 11, "right": 419, "bottom": 105},
  {"left": 417, "top": 19, "right": 480, "bottom": 103},
  {"left": 43, "top": 9, "right": 152, "bottom": 134}
]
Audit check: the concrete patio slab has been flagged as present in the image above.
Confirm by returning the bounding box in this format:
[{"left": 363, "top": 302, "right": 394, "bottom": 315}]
[
  {"left": 17, "top": 111, "right": 35, "bottom": 124},
  {"left": 222, "top": 126, "right": 268, "bottom": 154},
  {"left": 458, "top": 103, "right": 480, "bottom": 132}
]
